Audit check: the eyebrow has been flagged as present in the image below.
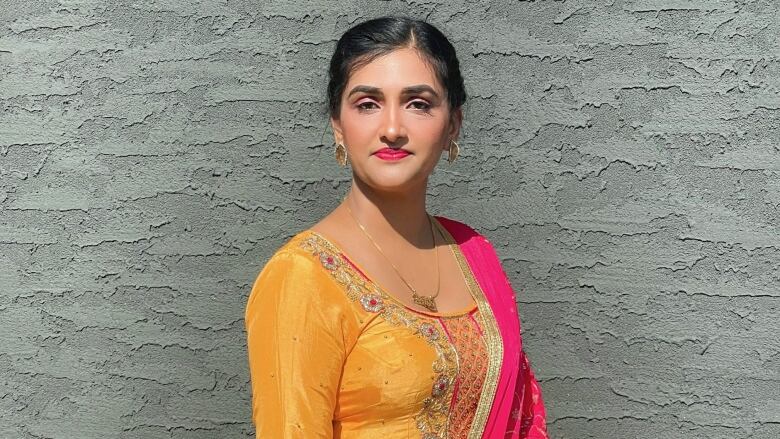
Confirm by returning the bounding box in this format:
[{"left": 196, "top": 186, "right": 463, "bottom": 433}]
[{"left": 346, "top": 84, "right": 440, "bottom": 99}]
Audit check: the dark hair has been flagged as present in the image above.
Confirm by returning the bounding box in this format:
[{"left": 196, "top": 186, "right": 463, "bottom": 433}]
[{"left": 326, "top": 16, "right": 467, "bottom": 120}]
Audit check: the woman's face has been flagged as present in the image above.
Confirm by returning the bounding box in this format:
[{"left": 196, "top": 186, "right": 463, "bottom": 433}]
[{"left": 331, "top": 47, "right": 462, "bottom": 194}]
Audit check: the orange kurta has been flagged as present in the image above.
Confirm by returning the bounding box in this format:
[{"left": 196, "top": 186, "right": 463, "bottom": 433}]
[{"left": 244, "top": 225, "right": 504, "bottom": 438}]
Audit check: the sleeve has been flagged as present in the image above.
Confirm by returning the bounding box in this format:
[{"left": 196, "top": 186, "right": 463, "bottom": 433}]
[
  {"left": 516, "top": 350, "right": 549, "bottom": 438},
  {"left": 244, "top": 249, "right": 349, "bottom": 438}
]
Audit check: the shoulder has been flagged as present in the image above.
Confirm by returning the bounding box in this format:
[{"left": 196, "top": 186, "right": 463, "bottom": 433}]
[
  {"left": 436, "top": 215, "right": 507, "bottom": 277},
  {"left": 246, "top": 231, "right": 367, "bottom": 317},
  {"left": 251, "top": 229, "right": 333, "bottom": 278},
  {"left": 245, "top": 232, "right": 366, "bottom": 344},
  {"left": 434, "top": 214, "right": 492, "bottom": 245},
  {"left": 250, "top": 235, "right": 335, "bottom": 293},
  {"left": 247, "top": 237, "right": 336, "bottom": 309}
]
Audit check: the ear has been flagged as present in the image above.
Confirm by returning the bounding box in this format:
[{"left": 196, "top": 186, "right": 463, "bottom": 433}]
[
  {"left": 447, "top": 106, "right": 463, "bottom": 144},
  {"left": 331, "top": 115, "right": 344, "bottom": 144}
]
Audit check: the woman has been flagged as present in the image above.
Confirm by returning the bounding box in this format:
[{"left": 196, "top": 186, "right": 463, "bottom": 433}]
[{"left": 245, "top": 16, "right": 549, "bottom": 439}]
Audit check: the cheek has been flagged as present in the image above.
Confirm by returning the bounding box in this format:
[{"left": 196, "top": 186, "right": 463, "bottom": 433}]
[
  {"left": 340, "top": 116, "right": 374, "bottom": 140},
  {"left": 408, "top": 121, "right": 449, "bottom": 145},
  {"left": 338, "top": 107, "right": 449, "bottom": 144}
]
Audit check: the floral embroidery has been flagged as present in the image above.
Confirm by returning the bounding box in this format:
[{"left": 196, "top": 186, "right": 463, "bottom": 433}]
[
  {"left": 318, "top": 252, "right": 338, "bottom": 270},
  {"left": 298, "top": 232, "right": 458, "bottom": 438},
  {"left": 359, "top": 294, "right": 384, "bottom": 312},
  {"left": 432, "top": 374, "right": 450, "bottom": 397},
  {"left": 419, "top": 322, "right": 440, "bottom": 341}
]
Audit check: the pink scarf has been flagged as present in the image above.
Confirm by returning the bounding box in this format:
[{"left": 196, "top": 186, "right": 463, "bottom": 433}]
[{"left": 437, "top": 216, "right": 549, "bottom": 439}]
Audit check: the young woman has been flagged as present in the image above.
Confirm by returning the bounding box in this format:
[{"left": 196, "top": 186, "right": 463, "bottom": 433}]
[{"left": 245, "top": 16, "right": 549, "bottom": 439}]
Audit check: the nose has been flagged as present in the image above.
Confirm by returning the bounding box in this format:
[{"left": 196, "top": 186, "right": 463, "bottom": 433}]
[{"left": 379, "top": 103, "right": 406, "bottom": 143}]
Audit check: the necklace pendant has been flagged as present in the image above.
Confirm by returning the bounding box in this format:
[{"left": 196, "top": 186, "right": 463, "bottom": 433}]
[{"left": 413, "top": 293, "right": 438, "bottom": 313}]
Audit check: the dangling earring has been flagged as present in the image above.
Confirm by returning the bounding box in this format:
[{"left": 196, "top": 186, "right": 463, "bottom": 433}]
[
  {"left": 447, "top": 139, "right": 459, "bottom": 164},
  {"left": 335, "top": 142, "right": 348, "bottom": 167}
]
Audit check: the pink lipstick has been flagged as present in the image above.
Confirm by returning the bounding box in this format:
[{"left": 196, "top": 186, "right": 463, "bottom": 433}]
[{"left": 374, "top": 148, "right": 411, "bottom": 161}]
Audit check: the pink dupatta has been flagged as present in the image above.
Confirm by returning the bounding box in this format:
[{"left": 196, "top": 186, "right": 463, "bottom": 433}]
[{"left": 436, "top": 216, "right": 549, "bottom": 439}]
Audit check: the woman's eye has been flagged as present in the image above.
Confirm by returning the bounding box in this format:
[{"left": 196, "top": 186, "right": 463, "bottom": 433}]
[
  {"left": 410, "top": 101, "right": 431, "bottom": 111},
  {"left": 356, "top": 101, "right": 378, "bottom": 111},
  {"left": 356, "top": 100, "right": 431, "bottom": 112}
]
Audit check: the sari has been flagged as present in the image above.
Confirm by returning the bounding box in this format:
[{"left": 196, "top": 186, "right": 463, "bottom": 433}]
[{"left": 245, "top": 215, "right": 548, "bottom": 438}]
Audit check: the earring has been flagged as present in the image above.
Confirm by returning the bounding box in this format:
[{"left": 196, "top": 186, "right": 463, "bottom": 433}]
[
  {"left": 448, "top": 139, "right": 459, "bottom": 164},
  {"left": 335, "top": 142, "right": 348, "bottom": 167}
]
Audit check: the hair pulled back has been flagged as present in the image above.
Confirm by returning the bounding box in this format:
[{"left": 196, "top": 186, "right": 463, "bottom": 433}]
[{"left": 327, "top": 16, "right": 467, "bottom": 120}]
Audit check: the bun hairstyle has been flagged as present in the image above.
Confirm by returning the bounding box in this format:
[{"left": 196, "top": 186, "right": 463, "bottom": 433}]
[{"left": 326, "top": 16, "right": 467, "bottom": 120}]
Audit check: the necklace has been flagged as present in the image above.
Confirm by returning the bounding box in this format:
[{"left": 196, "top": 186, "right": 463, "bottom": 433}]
[{"left": 343, "top": 196, "right": 442, "bottom": 312}]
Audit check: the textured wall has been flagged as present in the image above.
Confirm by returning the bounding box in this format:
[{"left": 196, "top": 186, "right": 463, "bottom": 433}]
[{"left": 2, "top": 1, "right": 779, "bottom": 438}]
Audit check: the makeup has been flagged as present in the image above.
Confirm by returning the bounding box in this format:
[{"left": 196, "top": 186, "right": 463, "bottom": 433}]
[{"left": 373, "top": 148, "right": 411, "bottom": 161}]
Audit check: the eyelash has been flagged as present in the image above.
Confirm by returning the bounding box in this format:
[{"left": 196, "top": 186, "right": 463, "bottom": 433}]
[{"left": 356, "top": 100, "right": 431, "bottom": 112}]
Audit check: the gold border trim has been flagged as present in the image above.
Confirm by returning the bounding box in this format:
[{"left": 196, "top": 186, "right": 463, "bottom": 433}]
[
  {"left": 432, "top": 217, "right": 504, "bottom": 439},
  {"left": 297, "top": 230, "right": 459, "bottom": 438}
]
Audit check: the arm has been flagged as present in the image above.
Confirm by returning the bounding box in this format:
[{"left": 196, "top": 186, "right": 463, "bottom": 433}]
[{"left": 244, "top": 250, "right": 348, "bottom": 438}]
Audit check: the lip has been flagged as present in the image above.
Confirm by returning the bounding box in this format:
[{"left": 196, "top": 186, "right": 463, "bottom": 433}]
[
  {"left": 374, "top": 148, "right": 411, "bottom": 161},
  {"left": 373, "top": 148, "right": 411, "bottom": 160}
]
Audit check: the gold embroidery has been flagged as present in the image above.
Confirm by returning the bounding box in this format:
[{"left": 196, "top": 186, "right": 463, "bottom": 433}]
[
  {"left": 443, "top": 311, "right": 489, "bottom": 438},
  {"left": 295, "top": 216, "right": 504, "bottom": 438},
  {"left": 297, "top": 231, "right": 459, "bottom": 439},
  {"left": 432, "top": 219, "right": 504, "bottom": 439}
]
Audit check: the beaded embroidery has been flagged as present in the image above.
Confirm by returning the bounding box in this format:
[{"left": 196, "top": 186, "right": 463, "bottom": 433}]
[
  {"left": 359, "top": 294, "right": 384, "bottom": 313},
  {"left": 419, "top": 322, "right": 440, "bottom": 341},
  {"left": 432, "top": 374, "right": 450, "bottom": 397},
  {"left": 443, "top": 311, "right": 489, "bottom": 438},
  {"left": 298, "top": 232, "right": 459, "bottom": 438}
]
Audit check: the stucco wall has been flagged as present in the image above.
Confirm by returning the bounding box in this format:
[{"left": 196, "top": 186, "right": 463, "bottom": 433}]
[{"left": 1, "top": 1, "right": 778, "bottom": 438}]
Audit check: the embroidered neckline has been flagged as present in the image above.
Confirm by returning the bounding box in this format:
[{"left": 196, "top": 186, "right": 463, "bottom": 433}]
[
  {"left": 294, "top": 215, "right": 504, "bottom": 439},
  {"left": 303, "top": 216, "right": 478, "bottom": 318},
  {"left": 297, "top": 230, "right": 459, "bottom": 438}
]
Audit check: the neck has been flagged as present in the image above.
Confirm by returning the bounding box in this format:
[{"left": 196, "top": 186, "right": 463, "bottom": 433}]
[{"left": 341, "top": 179, "right": 434, "bottom": 249}]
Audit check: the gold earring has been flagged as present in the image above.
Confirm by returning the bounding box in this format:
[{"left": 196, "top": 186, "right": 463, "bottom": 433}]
[
  {"left": 335, "top": 142, "right": 348, "bottom": 167},
  {"left": 448, "top": 139, "right": 459, "bottom": 164}
]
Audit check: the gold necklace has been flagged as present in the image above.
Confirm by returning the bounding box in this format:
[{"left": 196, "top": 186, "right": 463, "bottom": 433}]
[{"left": 343, "top": 196, "right": 441, "bottom": 312}]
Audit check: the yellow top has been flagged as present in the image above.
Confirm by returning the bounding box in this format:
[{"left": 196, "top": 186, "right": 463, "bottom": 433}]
[{"left": 245, "top": 226, "right": 504, "bottom": 438}]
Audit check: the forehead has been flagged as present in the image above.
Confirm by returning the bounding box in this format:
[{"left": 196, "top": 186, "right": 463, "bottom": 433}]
[{"left": 346, "top": 48, "right": 441, "bottom": 92}]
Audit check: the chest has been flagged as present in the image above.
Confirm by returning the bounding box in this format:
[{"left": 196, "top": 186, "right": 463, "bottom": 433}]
[
  {"left": 342, "top": 242, "right": 478, "bottom": 315},
  {"left": 308, "top": 221, "right": 477, "bottom": 314},
  {"left": 333, "top": 309, "right": 489, "bottom": 437}
]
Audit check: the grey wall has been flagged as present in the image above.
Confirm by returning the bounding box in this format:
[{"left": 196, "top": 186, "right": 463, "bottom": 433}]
[{"left": 2, "top": 1, "right": 778, "bottom": 438}]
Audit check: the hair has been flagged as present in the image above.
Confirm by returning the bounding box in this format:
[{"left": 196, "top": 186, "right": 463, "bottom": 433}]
[{"left": 326, "top": 16, "right": 467, "bottom": 121}]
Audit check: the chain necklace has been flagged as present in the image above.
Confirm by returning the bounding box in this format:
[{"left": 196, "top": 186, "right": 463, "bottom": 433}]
[{"left": 343, "top": 196, "right": 441, "bottom": 312}]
